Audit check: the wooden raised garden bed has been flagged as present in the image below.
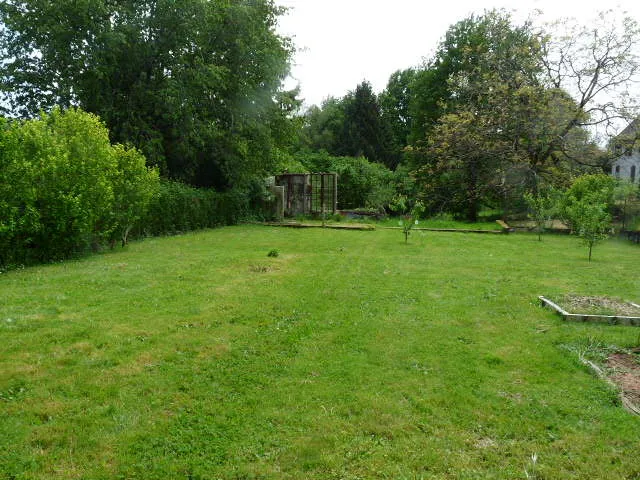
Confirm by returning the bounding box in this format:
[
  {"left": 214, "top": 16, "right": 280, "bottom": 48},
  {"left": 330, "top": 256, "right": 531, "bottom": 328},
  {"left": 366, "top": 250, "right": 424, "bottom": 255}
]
[
  {"left": 540, "top": 295, "right": 640, "bottom": 326},
  {"left": 263, "top": 221, "right": 375, "bottom": 231}
]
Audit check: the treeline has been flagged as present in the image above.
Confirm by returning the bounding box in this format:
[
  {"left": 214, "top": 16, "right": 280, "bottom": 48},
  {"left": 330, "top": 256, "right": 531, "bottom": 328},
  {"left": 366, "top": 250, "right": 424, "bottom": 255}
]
[
  {"left": 0, "top": 0, "right": 295, "bottom": 190},
  {"left": 291, "top": 10, "right": 640, "bottom": 221},
  {"left": 1, "top": 4, "right": 639, "bottom": 268}
]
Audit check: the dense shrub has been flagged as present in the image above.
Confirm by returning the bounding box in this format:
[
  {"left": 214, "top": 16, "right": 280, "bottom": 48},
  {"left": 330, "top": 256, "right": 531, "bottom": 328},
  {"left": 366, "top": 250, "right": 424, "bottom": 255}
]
[
  {"left": 0, "top": 108, "right": 159, "bottom": 267},
  {"left": 1, "top": 108, "right": 115, "bottom": 264},
  {"left": 332, "top": 156, "right": 394, "bottom": 210},
  {"left": 139, "top": 180, "right": 252, "bottom": 237},
  {"left": 109, "top": 144, "right": 160, "bottom": 246},
  {"left": 295, "top": 151, "right": 413, "bottom": 210},
  {"left": 0, "top": 107, "right": 272, "bottom": 269}
]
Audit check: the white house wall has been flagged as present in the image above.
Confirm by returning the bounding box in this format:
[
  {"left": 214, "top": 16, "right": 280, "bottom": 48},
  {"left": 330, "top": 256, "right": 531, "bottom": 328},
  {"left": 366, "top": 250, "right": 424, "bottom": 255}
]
[{"left": 612, "top": 152, "right": 640, "bottom": 183}]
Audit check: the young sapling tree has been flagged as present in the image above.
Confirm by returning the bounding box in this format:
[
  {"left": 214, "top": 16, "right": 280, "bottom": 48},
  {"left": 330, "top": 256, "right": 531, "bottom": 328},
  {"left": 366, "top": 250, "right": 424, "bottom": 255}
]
[
  {"left": 390, "top": 195, "right": 425, "bottom": 243},
  {"left": 568, "top": 202, "right": 612, "bottom": 261},
  {"left": 562, "top": 175, "right": 615, "bottom": 261},
  {"left": 524, "top": 186, "right": 560, "bottom": 241}
]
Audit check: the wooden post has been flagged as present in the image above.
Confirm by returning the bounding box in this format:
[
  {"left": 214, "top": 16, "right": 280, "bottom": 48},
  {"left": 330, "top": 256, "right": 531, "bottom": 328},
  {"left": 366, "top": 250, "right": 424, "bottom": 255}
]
[
  {"left": 333, "top": 173, "right": 338, "bottom": 213},
  {"left": 321, "top": 174, "right": 326, "bottom": 227}
]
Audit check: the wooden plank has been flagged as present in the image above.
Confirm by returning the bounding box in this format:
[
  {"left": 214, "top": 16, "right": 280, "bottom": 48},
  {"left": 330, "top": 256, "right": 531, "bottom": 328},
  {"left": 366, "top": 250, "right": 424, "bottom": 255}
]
[
  {"left": 262, "top": 222, "right": 375, "bottom": 231},
  {"left": 564, "top": 313, "right": 640, "bottom": 327},
  {"left": 495, "top": 220, "right": 513, "bottom": 232},
  {"left": 540, "top": 296, "right": 640, "bottom": 327},
  {"left": 539, "top": 296, "right": 570, "bottom": 316},
  {"left": 381, "top": 227, "right": 506, "bottom": 234}
]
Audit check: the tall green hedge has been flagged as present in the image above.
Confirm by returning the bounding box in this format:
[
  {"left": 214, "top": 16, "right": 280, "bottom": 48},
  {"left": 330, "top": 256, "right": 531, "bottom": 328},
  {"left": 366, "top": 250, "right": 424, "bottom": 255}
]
[
  {"left": 139, "top": 180, "right": 252, "bottom": 237},
  {"left": 0, "top": 109, "right": 262, "bottom": 269},
  {"left": 0, "top": 108, "right": 282, "bottom": 269}
]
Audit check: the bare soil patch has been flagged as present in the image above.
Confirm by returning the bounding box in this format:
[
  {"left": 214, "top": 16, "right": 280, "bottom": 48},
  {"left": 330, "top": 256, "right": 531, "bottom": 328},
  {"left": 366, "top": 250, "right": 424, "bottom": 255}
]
[
  {"left": 606, "top": 349, "right": 640, "bottom": 413},
  {"left": 555, "top": 295, "right": 640, "bottom": 317}
]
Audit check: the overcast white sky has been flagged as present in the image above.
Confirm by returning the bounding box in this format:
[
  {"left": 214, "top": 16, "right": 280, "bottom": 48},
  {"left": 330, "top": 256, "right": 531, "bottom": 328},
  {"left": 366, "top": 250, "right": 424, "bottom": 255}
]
[{"left": 276, "top": 0, "right": 640, "bottom": 108}]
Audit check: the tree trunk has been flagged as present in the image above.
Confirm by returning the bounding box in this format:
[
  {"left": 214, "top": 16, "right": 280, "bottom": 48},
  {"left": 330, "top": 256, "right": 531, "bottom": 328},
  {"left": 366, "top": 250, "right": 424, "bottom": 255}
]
[
  {"left": 467, "top": 162, "right": 480, "bottom": 223},
  {"left": 467, "top": 196, "right": 479, "bottom": 223}
]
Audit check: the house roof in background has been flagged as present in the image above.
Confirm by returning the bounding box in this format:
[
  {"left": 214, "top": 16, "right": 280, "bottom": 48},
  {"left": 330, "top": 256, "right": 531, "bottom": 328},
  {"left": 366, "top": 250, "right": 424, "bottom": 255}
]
[{"left": 618, "top": 119, "right": 640, "bottom": 138}]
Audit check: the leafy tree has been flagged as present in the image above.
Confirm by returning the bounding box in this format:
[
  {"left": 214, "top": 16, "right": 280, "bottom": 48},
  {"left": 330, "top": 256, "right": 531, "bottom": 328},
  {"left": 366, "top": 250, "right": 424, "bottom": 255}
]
[
  {"left": 300, "top": 82, "right": 397, "bottom": 169},
  {"left": 567, "top": 202, "right": 612, "bottom": 262},
  {"left": 389, "top": 196, "right": 425, "bottom": 243},
  {"left": 418, "top": 108, "right": 521, "bottom": 222},
  {"left": 540, "top": 12, "right": 640, "bottom": 159},
  {"left": 427, "top": 10, "right": 640, "bottom": 181},
  {"left": 379, "top": 68, "right": 417, "bottom": 165},
  {"left": 408, "top": 11, "right": 547, "bottom": 220},
  {"left": 409, "top": 10, "right": 541, "bottom": 143},
  {"left": 408, "top": 67, "right": 444, "bottom": 144},
  {"left": 0, "top": 0, "right": 294, "bottom": 188},
  {"left": 409, "top": 10, "right": 618, "bottom": 219},
  {"left": 338, "top": 81, "right": 395, "bottom": 168},
  {"left": 299, "top": 97, "right": 346, "bottom": 154},
  {"left": 562, "top": 174, "right": 616, "bottom": 212},
  {"left": 562, "top": 174, "right": 616, "bottom": 261},
  {"left": 523, "top": 185, "right": 561, "bottom": 240}
]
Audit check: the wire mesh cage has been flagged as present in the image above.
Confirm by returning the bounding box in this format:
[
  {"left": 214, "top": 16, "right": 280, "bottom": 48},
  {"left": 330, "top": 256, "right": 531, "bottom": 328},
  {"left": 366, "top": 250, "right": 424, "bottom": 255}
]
[{"left": 275, "top": 173, "right": 337, "bottom": 217}]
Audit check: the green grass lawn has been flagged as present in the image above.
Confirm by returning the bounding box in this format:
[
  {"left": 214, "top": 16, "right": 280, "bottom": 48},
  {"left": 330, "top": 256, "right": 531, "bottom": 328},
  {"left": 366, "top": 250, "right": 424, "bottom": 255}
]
[{"left": 1, "top": 226, "right": 639, "bottom": 479}]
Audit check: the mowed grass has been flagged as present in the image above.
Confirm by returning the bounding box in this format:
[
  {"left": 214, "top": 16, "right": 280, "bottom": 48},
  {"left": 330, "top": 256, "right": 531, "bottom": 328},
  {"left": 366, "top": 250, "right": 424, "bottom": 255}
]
[{"left": 1, "top": 226, "right": 639, "bottom": 479}]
